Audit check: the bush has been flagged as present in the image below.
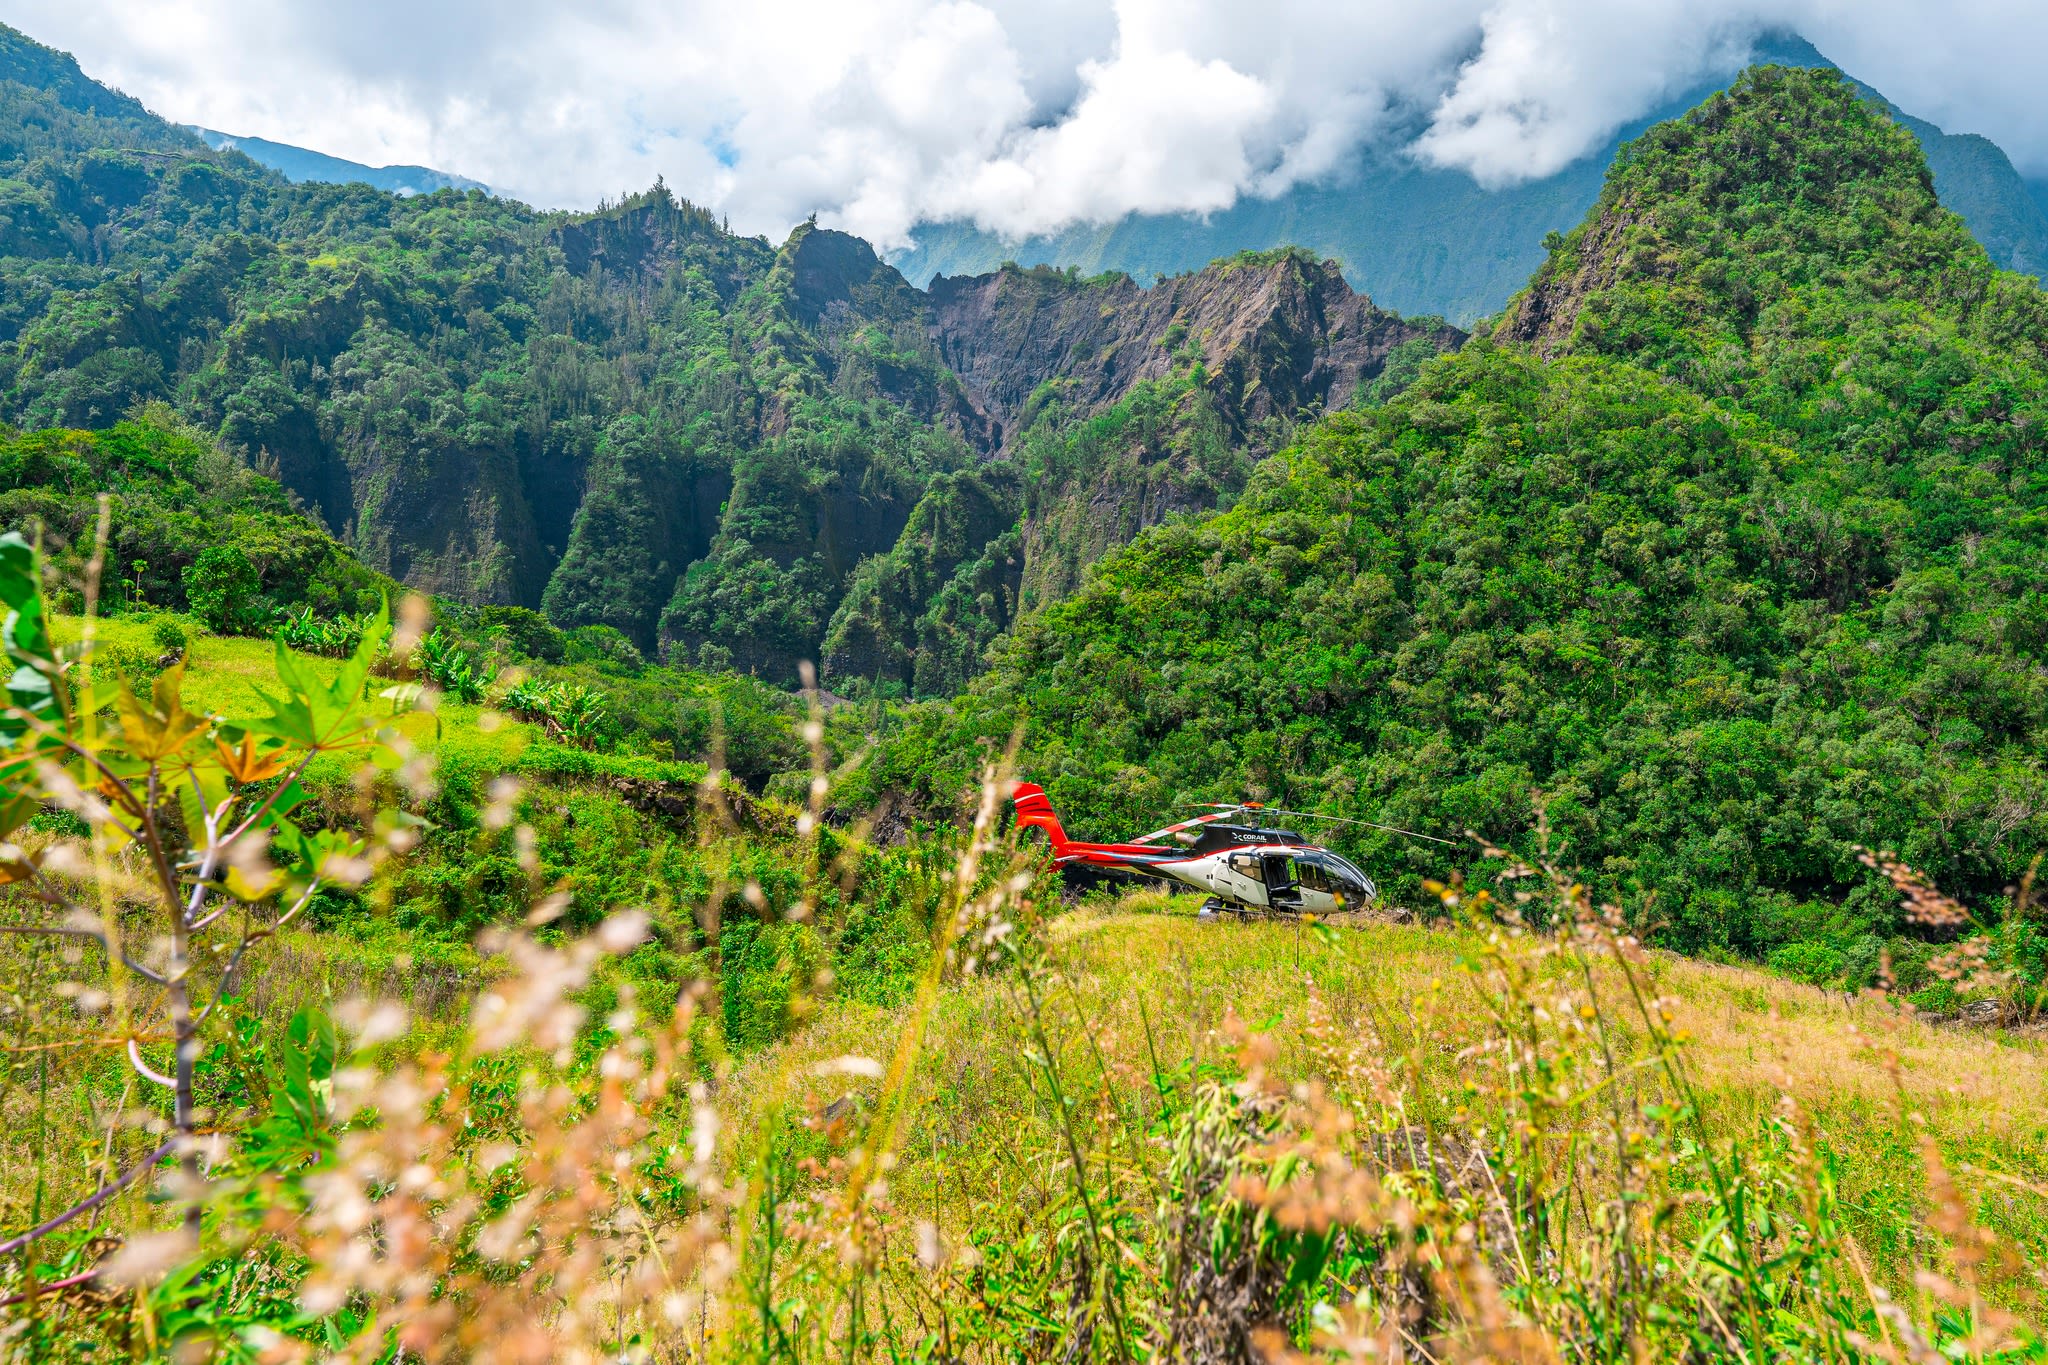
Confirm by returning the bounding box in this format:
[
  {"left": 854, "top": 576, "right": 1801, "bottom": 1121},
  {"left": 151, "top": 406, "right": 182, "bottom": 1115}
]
[
  {"left": 182, "top": 545, "right": 265, "bottom": 634},
  {"left": 501, "top": 676, "right": 607, "bottom": 748},
  {"left": 150, "top": 615, "right": 188, "bottom": 654},
  {"left": 563, "top": 624, "right": 643, "bottom": 671},
  {"left": 273, "top": 605, "right": 370, "bottom": 657},
  {"left": 414, "top": 628, "right": 486, "bottom": 703},
  {"left": 1766, "top": 940, "right": 1846, "bottom": 986},
  {"left": 481, "top": 605, "right": 565, "bottom": 662},
  {"left": 672, "top": 673, "right": 804, "bottom": 789}
]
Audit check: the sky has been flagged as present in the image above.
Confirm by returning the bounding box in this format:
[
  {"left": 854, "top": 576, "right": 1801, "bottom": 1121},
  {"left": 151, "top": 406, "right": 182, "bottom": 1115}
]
[{"left": 10, "top": 0, "right": 2047, "bottom": 249}]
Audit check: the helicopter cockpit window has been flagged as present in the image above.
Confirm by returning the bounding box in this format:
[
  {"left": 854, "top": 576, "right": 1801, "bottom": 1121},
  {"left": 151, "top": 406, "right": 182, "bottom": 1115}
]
[
  {"left": 1327, "top": 855, "right": 1369, "bottom": 888},
  {"left": 1296, "top": 858, "right": 1330, "bottom": 892}
]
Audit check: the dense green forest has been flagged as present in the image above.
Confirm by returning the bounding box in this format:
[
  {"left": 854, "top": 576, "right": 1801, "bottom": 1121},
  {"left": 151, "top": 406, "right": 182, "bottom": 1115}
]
[
  {"left": 0, "top": 22, "right": 1446, "bottom": 693},
  {"left": 858, "top": 67, "right": 2048, "bottom": 989},
  {"left": 2, "top": 22, "right": 2044, "bottom": 995}
]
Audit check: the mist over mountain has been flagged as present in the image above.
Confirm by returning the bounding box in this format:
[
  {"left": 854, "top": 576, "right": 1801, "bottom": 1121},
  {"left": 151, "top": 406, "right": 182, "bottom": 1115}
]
[
  {"left": 894, "top": 34, "right": 2048, "bottom": 324},
  {"left": 189, "top": 127, "right": 488, "bottom": 197}
]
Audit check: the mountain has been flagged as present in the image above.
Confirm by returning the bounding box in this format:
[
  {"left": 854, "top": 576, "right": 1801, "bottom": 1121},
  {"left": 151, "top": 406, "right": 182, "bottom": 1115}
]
[
  {"left": 870, "top": 66, "right": 2048, "bottom": 964},
  {"left": 0, "top": 20, "right": 1451, "bottom": 694},
  {"left": 190, "top": 127, "right": 489, "bottom": 197},
  {"left": 893, "top": 34, "right": 2048, "bottom": 324}
]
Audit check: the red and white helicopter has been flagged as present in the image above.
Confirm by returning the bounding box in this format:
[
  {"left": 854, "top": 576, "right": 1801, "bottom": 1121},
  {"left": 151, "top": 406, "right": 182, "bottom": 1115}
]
[{"left": 1011, "top": 782, "right": 1448, "bottom": 919}]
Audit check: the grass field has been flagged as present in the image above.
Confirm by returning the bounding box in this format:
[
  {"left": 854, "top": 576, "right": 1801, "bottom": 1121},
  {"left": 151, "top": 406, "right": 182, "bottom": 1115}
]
[
  {"left": 48, "top": 612, "right": 534, "bottom": 769},
  {"left": 731, "top": 893, "right": 2048, "bottom": 1314}
]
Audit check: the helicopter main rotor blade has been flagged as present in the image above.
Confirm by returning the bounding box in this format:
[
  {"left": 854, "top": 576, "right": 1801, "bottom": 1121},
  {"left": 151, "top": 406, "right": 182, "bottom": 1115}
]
[{"left": 1260, "top": 808, "right": 1457, "bottom": 846}]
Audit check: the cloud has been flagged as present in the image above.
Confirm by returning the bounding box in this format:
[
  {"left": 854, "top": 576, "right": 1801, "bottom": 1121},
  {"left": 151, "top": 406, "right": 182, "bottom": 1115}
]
[{"left": 8, "top": 0, "right": 2048, "bottom": 250}]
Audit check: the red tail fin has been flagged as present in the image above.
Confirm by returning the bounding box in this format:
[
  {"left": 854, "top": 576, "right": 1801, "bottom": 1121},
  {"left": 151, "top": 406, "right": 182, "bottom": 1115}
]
[{"left": 1011, "top": 781, "right": 1070, "bottom": 851}]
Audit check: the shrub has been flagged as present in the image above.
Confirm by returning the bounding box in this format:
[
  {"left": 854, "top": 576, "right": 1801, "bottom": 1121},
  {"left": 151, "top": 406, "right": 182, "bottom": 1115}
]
[
  {"left": 181, "top": 545, "right": 265, "bottom": 633},
  {"left": 149, "top": 615, "right": 188, "bottom": 654},
  {"left": 480, "top": 604, "right": 565, "bottom": 662},
  {"left": 501, "top": 676, "right": 608, "bottom": 748},
  {"left": 272, "top": 604, "right": 371, "bottom": 657},
  {"left": 563, "top": 623, "right": 643, "bottom": 671},
  {"left": 414, "top": 628, "right": 486, "bottom": 703},
  {"left": 1767, "top": 940, "right": 1847, "bottom": 986}
]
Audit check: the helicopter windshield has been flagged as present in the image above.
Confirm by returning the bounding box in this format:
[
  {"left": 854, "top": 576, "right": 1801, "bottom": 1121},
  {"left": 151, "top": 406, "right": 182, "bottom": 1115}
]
[{"left": 1314, "top": 852, "right": 1375, "bottom": 900}]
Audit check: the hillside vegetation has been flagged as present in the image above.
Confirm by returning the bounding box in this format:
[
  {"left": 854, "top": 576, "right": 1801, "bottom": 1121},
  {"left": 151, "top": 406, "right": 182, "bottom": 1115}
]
[
  {"left": 0, "top": 21, "right": 1449, "bottom": 693},
  {"left": 863, "top": 68, "right": 2048, "bottom": 991}
]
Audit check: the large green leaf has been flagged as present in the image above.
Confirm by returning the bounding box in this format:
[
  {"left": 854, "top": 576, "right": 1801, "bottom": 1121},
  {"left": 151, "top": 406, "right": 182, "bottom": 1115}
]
[
  {"left": 246, "top": 600, "right": 392, "bottom": 752},
  {"left": 0, "top": 531, "right": 57, "bottom": 740}
]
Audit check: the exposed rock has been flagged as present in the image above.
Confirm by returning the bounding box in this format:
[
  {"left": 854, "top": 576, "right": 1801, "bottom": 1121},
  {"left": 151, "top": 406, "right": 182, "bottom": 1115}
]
[
  {"left": 927, "top": 251, "right": 1463, "bottom": 449},
  {"left": 1493, "top": 199, "right": 1645, "bottom": 353}
]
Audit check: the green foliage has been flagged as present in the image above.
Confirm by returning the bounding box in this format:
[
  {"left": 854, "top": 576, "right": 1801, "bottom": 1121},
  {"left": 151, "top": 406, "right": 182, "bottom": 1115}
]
[
  {"left": 562, "top": 624, "right": 644, "bottom": 671},
  {"left": 271, "top": 603, "right": 368, "bottom": 657},
  {"left": 478, "top": 604, "right": 563, "bottom": 662},
  {"left": 501, "top": 675, "right": 606, "bottom": 748},
  {"left": 669, "top": 670, "right": 805, "bottom": 789},
  {"left": 413, "top": 627, "right": 485, "bottom": 704},
  {"left": 182, "top": 545, "right": 263, "bottom": 633},
  {"left": 1768, "top": 940, "right": 1848, "bottom": 985},
  {"left": 868, "top": 68, "right": 2048, "bottom": 962},
  {"left": 0, "top": 417, "right": 392, "bottom": 619}
]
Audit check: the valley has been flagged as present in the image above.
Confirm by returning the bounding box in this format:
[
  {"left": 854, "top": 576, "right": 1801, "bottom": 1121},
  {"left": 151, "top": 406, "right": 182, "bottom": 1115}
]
[{"left": 0, "top": 18, "right": 2044, "bottom": 1363}]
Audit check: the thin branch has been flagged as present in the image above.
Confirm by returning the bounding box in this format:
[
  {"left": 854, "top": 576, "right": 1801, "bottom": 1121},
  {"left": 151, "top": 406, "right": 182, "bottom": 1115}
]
[
  {"left": 0, "top": 1266, "right": 99, "bottom": 1309},
  {"left": 0, "top": 923, "right": 171, "bottom": 986},
  {"left": 127, "top": 1039, "right": 177, "bottom": 1089},
  {"left": 0, "top": 1136, "right": 177, "bottom": 1259},
  {"left": 224, "top": 749, "right": 319, "bottom": 847},
  {"left": 181, "top": 770, "right": 227, "bottom": 928},
  {"left": 194, "top": 885, "right": 319, "bottom": 1026}
]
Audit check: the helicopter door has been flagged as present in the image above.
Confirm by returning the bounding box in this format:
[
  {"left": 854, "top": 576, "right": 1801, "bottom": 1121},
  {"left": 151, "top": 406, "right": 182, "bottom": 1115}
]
[
  {"left": 1222, "top": 851, "right": 1269, "bottom": 906},
  {"left": 1262, "top": 855, "right": 1303, "bottom": 912}
]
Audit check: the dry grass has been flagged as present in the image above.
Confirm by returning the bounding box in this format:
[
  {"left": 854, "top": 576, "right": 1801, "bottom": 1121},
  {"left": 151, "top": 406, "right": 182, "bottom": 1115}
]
[{"left": 728, "top": 895, "right": 2048, "bottom": 1296}]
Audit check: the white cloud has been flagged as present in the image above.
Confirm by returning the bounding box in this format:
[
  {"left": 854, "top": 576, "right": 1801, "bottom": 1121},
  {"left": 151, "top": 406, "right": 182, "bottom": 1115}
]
[{"left": 7, "top": 0, "right": 2047, "bottom": 249}]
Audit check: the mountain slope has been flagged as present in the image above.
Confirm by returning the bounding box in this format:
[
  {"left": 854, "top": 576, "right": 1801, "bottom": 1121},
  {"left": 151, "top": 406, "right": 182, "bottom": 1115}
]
[
  {"left": 0, "top": 21, "right": 1452, "bottom": 689},
  {"left": 893, "top": 34, "right": 2048, "bottom": 323},
  {"left": 191, "top": 127, "right": 488, "bottom": 197},
  {"left": 868, "top": 66, "right": 2048, "bottom": 968}
]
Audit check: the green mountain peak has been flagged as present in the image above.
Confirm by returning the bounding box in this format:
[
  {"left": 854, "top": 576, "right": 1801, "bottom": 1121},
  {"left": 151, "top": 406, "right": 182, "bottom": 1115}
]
[{"left": 1500, "top": 65, "right": 1992, "bottom": 363}]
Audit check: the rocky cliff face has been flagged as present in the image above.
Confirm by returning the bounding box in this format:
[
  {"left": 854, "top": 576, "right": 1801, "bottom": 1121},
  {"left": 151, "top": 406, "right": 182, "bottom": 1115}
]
[
  {"left": 811, "top": 250, "right": 1463, "bottom": 692},
  {"left": 926, "top": 251, "right": 1459, "bottom": 448}
]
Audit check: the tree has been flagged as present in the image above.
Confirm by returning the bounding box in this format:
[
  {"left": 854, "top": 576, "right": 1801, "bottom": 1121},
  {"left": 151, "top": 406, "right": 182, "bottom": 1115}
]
[{"left": 181, "top": 545, "right": 261, "bottom": 633}]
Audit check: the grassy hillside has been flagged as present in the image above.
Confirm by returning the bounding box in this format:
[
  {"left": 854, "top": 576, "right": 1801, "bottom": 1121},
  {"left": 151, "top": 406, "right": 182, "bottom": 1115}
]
[
  {"left": 735, "top": 895, "right": 2048, "bottom": 1342},
  {"left": 4, "top": 539, "right": 2046, "bottom": 1358}
]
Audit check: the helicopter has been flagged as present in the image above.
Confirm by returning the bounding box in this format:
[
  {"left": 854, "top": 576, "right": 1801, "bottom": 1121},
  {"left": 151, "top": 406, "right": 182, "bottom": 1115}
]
[{"left": 1011, "top": 782, "right": 1449, "bottom": 919}]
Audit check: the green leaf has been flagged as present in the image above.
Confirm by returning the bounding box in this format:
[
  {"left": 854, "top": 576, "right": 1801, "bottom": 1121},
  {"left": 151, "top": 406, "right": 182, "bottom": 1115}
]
[
  {"left": 0, "top": 531, "right": 57, "bottom": 738},
  {"left": 247, "top": 600, "right": 392, "bottom": 752}
]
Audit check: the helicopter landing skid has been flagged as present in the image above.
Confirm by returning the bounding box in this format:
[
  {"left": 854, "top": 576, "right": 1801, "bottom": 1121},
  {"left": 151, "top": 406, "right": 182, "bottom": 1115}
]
[{"left": 1197, "top": 897, "right": 1294, "bottom": 923}]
